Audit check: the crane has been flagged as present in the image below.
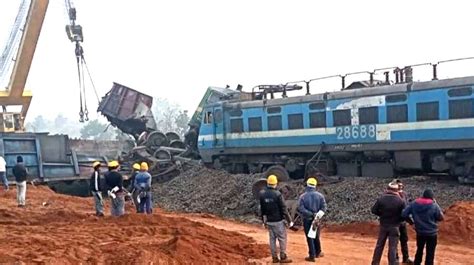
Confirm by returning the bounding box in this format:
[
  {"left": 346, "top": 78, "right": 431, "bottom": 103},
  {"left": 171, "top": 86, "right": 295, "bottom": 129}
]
[
  {"left": 0, "top": 0, "right": 49, "bottom": 132},
  {"left": 0, "top": 0, "right": 93, "bottom": 132}
]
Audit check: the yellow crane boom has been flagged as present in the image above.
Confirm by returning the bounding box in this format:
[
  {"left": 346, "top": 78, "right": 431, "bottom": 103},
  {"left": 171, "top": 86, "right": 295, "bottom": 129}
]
[{"left": 0, "top": 0, "right": 49, "bottom": 131}]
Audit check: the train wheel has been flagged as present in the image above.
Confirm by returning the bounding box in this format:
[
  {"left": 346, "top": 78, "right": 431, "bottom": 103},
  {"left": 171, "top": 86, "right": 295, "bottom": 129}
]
[{"left": 264, "top": 165, "right": 290, "bottom": 182}]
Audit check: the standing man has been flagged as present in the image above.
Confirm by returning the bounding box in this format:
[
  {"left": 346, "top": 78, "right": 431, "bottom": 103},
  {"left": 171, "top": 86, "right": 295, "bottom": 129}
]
[
  {"left": 134, "top": 162, "right": 153, "bottom": 214},
  {"left": 105, "top": 160, "right": 125, "bottom": 217},
  {"left": 298, "top": 177, "right": 327, "bottom": 262},
  {"left": 12, "top": 156, "right": 28, "bottom": 207},
  {"left": 0, "top": 155, "right": 8, "bottom": 191},
  {"left": 402, "top": 189, "right": 444, "bottom": 265},
  {"left": 396, "top": 179, "right": 413, "bottom": 264},
  {"left": 259, "top": 175, "right": 293, "bottom": 263},
  {"left": 130, "top": 163, "right": 141, "bottom": 212},
  {"left": 89, "top": 161, "right": 104, "bottom": 217},
  {"left": 370, "top": 181, "right": 406, "bottom": 265}
]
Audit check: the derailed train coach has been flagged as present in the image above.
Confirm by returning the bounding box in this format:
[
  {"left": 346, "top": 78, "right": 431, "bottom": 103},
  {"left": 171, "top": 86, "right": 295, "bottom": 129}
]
[{"left": 197, "top": 75, "right": 474, "bottom": 184}]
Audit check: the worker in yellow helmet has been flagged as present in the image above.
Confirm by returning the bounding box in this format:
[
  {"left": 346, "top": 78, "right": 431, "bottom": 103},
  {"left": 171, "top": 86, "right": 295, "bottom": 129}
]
[
  {"left": 134, "top": 162, "right": 153, "bottom": 214},
  {"left": 105, "top": 160, "right": 125, "bottom": 217},
  {"left": 129, "top": 163, "right": 141, "bottom": 212},
  {"left": 89, "top": 161, "right": 104, "bottom": 217},
  {"left": 259, "top": 175, "right": 293, "bottom": 263},
  {"left": 298, "top": 177, "right": 327, "bottom": 262}
]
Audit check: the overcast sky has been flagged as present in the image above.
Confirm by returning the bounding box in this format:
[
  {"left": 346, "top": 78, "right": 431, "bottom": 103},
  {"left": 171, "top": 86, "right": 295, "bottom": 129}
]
[{"left": 0, "top": 0, "right": 473, "bottom": 123}]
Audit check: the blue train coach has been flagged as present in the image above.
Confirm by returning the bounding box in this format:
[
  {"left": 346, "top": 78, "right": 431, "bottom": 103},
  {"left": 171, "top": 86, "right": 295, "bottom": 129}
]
[{"left": 197, "top": 72, "right": 474, "bottom": 183}]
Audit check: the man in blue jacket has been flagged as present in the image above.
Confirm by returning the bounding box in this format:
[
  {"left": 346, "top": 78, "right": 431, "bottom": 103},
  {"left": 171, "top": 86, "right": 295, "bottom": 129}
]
[
  {"left": 402, "top": 189, "right": 444, "bottom": 265},
  {"left": 298, "top": 177, "right": 327, "bottom": 262},
  {"left": 134, "top": 162, "right": 153, "bottom": 214}
]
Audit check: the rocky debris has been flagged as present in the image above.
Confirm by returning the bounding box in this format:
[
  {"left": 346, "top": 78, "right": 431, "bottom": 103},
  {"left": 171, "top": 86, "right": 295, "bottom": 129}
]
[
  {"left": 154, "top": 166, "right": 474, "bottom": 224},
  {"left": 153, "top": 166, "right": 263, "bottom": 222}
]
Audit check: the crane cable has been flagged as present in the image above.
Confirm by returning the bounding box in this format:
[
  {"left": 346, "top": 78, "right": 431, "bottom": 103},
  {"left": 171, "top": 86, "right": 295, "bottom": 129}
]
[{"left": 75, "top": 42, "right": 84, "bottom": 122}]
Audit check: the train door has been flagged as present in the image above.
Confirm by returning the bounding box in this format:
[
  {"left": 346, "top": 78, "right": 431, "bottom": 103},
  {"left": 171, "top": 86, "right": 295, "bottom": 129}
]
[{"left": 212, "top": 106, "right": 225, "bottom": 148}]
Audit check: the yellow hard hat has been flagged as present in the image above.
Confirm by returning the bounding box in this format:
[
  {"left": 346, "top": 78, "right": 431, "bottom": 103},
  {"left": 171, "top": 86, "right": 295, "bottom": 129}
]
[
  {"left": 267, "top": 175, "right": 278, "bottom": 185},
  {"left": 307, "top": 177, "right": 317, "bottom": 187},
  {"left": 140, "top": 162, "right": 149, "bottom": 171},
  {"left": 132, "top": 163, "right": 140, "bottom": 170},
  {"left": 108, "top": 160, "right": 119, "bottom": 168},
  {"left": 92, "top": 161, "right": 101, "bottom": 168}
]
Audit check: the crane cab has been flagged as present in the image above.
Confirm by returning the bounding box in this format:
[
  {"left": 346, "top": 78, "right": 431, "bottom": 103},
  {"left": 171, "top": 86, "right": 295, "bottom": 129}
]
[{"left": 0, "top": 112, "right": 23, "bottom": 132}]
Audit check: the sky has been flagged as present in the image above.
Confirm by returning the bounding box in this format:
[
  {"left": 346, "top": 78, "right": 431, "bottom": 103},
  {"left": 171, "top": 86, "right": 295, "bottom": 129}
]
[{"left": 0, "top": 0, "right": 473, "bottom": 124}]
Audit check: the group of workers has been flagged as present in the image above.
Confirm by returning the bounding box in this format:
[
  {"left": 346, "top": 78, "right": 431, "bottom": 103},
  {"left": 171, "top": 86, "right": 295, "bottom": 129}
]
[
  {"left": 259, "top": 175, "right": 327, "bottom": 263},
  {"left": 89, "top": 160, "right": 153, "bottom": 217},
  {"left": 259, "top": 176, "right": 444, "bottom": 265},
  {"left": 371, "top": 180, "right": 444, "bottom": 265}
]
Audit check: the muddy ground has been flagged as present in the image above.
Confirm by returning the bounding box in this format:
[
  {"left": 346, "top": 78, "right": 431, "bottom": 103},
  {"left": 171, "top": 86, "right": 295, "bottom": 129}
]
[{"left": 0, "top": 184, "right": 473, "bottom": 264}]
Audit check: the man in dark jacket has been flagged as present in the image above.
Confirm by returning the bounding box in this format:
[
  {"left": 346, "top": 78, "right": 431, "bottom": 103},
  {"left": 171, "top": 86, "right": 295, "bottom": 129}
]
[
  {"left": 396, "top": 179, "right": 413, "bottom": 264},
  {"left": 370, "top": 181, "right": 406, "bottom": 265},
  {"left": 105, "top": 160, "right": 125, "bottom": 217},
  {"left": 402, "top": 189, "right": 444, "bottom": 265},
  {"left": 89, "top": 161, "right": 104, "bottom": 216},
  {"left": 12, "top": 156, "right": 28, "bottom": 207},
  {"left": 298, "top": 177, "right": 327, "bottom": 262},
  {"left": 259, "top": 175, "right": 293, "bottom": 263}
]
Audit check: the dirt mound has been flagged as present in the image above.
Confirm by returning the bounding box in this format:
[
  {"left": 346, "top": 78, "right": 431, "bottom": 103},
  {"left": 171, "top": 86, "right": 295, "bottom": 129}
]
[
  {"left": 439, "top": 201, "right": 474, "bottom": 245},
  {"left": 154, "top": 165, "right": 263, "bottom": 222},
  {"left": 0, "top": 185, "right": 268, "bottom": 264}
]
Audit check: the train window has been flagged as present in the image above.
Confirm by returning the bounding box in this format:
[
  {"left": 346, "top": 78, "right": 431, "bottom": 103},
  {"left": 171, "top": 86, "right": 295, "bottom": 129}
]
[
  {"left": 387, "top": 105, "right": 408, "bottom": 123},
  {"left": 288, "top": 114, "right": 304, "bottom": 130},
  {"left": 449, "top": 99, "right": 473, "bottom": 119},
  {"left": 386, "top": 94, "right": 407, "bottom": 103},
  {"left": 359, "top": 107, "right": 379, "bottom": 125},
  {"left": 333, "top": 109, "right": 351, "bottom": 126},
  {"left": 230, "top": 119, "right": 243, "bottom": 133},
  {"left": 268, "top": 116, "right": 282, "bottom": 131},
  {"left": 309, "top": 102, "right": 325, "bottom": 110},
  {"left": 267, "top": 107, "right": 281, "bottom": 114},
  {"left": 309, "top": 112, "right": 326, "bottom": 128},
  {"left": 248, "top": 117, "right": 262, "bottom": 132},
  {"left": 448, "top": 87, "right": 472, "bottom": 97},
  {"left": 416, "top": 102, "right": 439, "bottom": 121},
  {"left": 214, "top": 109, "right": 223, "bottom": 122},
  {"left": 203, "top": 111, "right": 213, "bottom": 124},
  {"left": 229, "top": 108, "right": 243, "bottom": 117}
]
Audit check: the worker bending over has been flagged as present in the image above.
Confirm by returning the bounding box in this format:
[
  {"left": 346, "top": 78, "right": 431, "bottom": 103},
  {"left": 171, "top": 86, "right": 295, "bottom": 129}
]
[
  {"left": 298, "top": 177, "right": 327, "bottom": 262},
  {"left": 259, "top": 175, "right": 293, "bottom": 263},
  {"left": 134, "top": 162, "right": 153, "bottom": 214},
  {"left": 89, "top": 161, "right": 104, "bottom": 216},
  {"left": 105, "top": 161, "right": 125, "bottom": 217}
]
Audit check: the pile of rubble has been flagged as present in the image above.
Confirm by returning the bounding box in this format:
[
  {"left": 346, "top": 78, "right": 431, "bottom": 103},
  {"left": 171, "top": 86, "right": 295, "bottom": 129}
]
[
  {"left": 154, "top": 166, "right": 474, "bottom": 224},
  {"left": 153, "top": 166, "right": 263, "bottom": 222}
]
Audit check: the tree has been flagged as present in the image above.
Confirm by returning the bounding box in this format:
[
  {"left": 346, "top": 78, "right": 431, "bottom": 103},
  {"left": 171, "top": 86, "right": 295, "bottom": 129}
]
[
  {"left": 80, "top": 119, "right": 117, "bottom": 140},
  {"left": 152, "top": 98, "right": 190, "bottom": 137}
]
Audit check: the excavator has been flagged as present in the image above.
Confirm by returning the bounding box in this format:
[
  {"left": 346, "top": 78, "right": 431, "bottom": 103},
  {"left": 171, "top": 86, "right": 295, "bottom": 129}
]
[{"left": 0, "top": 0, "right": 88, "bottom": 133}]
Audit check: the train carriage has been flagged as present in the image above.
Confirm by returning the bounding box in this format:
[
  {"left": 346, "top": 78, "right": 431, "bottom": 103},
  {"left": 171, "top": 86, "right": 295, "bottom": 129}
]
[{"left": 198, "top": 75, "right": 474, "bottom": 183}]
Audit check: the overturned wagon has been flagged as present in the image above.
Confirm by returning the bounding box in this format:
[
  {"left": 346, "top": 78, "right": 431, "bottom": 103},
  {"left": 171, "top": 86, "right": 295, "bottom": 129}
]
[{"left": 98, "top": 82, "right": 192, "bottom": 181}]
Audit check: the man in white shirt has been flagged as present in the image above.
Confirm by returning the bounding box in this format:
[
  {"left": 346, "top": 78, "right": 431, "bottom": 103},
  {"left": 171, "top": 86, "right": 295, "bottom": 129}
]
[{"left": 0, "top": 155, "right": 8, "bottom": 191}]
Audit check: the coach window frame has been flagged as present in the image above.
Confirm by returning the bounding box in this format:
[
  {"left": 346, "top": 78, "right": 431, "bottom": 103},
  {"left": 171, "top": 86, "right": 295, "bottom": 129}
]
[
  {"left": 359, "top": 106, "right": 379, "bottom": 125},
  {"left": 288, "top": 113, "right": 304, "bottom": 130},
  {"left": 248, "top": 117, "right": 262, "bottom": 132},
  {"left": 333, "top": 109, "right": 351, "bottom": 126},
  {"left": 416, "top": 101, "right": 439, "bottom": 121}
]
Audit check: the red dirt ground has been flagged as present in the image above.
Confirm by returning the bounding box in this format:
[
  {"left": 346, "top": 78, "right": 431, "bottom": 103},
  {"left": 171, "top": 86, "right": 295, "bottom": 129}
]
[
  {"left": 0, "top": 185, "right": 473, "bottom": 264},
  {"left": 0, "top": 185, "right": 268, "bottom": 264}
]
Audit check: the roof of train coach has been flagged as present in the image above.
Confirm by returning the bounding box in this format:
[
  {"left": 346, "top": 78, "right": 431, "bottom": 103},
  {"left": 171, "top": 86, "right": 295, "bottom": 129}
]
[{"left": 205, "top": 75, "right": 474, "bottom": 109}]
